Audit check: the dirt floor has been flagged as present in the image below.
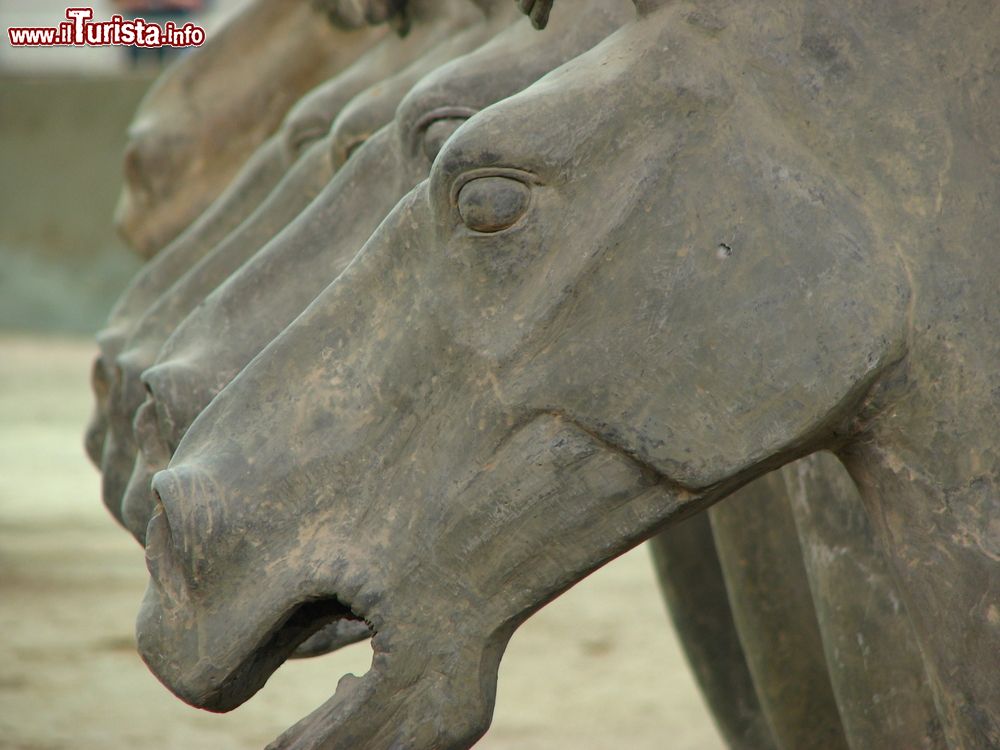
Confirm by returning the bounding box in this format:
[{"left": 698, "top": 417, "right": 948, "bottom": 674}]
[{"left": 0, "top": 335, "right": 725, "bottom": 750}]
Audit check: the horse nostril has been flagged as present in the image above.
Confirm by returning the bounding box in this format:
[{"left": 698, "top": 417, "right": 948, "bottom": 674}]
[
  {"left": 84, "top": 414, "right": 107, "bottom": 468},
  {"left": 143, "top": 482, "right": 183, "bottom": 591},
  {"left": 150, "top": 471, "right": 169, "bottom": 511},
  {"left": 142, "top": 394, "right": 162, "bottom": 444},
  {"left": 134, "top": 398, "right": 169, "bottom": 464},
  {"left": 149, "top": 473, "right": 177, "bottom": 538}
]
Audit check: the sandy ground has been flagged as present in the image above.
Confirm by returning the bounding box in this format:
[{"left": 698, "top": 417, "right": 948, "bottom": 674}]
[{"left": 0, "top": 335, "right": 725, "bottom": 750}]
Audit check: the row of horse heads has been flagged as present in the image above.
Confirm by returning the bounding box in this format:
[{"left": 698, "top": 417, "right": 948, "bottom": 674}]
[{"left": 87, "top": 0, "right": 999, "bottom": 748}]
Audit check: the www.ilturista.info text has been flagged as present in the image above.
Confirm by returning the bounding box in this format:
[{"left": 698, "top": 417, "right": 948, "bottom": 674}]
[{"left": 8, "top": 7, "right": 205, "bottom": 47}]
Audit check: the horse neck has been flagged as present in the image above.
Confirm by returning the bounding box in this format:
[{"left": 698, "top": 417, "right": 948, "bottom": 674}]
[
  {"left": 744, "top": 4, "right": 1000, "bottom": 740},
  {"left": 839, "top": 426, "right": 1000, "bottom": 743}
]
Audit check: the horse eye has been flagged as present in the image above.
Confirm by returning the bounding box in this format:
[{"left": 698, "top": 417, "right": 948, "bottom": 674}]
[
  {"left": 457, "top": 176, "right": 531, "bottom": 233},
  {"left": 286, "top": 119, "right": 328, "bottom": 157},
  {"left": 343, "top": 137, "right": 366, "bottom": 161},
  {"left": 422, "top": 118, "right": 465, "bottom": 162},
  {"left": 291, "top": 129, "right": 323, "bottom": 156}
]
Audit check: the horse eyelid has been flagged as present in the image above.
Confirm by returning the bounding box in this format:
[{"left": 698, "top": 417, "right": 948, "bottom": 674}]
[{"left": 448, "top": 167, "right": 540, "bottom": 208}]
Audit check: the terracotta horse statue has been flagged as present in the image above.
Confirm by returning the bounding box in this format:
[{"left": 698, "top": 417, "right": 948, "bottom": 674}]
[
  {"left": 120, "top": 0, "right": 634, "bottom": 537},
  {"left": 117, "top": 1, "right": 998, "bottom": 748}
]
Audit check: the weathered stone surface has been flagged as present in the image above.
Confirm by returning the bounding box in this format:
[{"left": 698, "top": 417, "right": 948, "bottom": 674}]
[
  {"left": 84, "top": 0, "right": 489, "bottom": 473},
  {"left": 655, "top": 453, "right": 949, "bottom": 750},
  {"left": 116, "top": 0, "right": 632, "bottom": 659},
  {"left": 97, "top": 0, "right": 999, "bottom": 747},
  {"left": 120, "top": 0, "right": 631, "bottom": 542},
  {"left": 784, "top": 452, "right": 946, "bottom": 749}
]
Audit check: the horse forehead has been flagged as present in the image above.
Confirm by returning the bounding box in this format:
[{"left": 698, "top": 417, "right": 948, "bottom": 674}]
[{"left": 433, "top": 48, "right": 725, "bottom": 189}]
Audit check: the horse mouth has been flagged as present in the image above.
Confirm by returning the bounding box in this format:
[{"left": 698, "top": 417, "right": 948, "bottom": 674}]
[
  {"left": 140, "top": 502, "right": 373, "bottom": 712},
  {"left": 259, "top": 596, "right": 370, "bottom": 669},
  {"left": 291, "top": 617, "right": 373, "bottom": 659}
]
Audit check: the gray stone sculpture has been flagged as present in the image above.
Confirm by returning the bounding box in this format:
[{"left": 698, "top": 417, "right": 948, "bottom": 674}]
[
  {"left": 85, "top": 0, "right": 496, "bottom": 481},
  {"left": 94, "top": 0, "right": 999, "bottom": 748},
  {"left": 653, "top": 460, "right": 943, "bottom": 750},
  {"left": 780, "top": 454, "right": 945, "bottom": 748}
]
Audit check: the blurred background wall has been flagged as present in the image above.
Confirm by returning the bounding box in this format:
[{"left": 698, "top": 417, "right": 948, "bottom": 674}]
[
  {"left": 0, "top": 0, "right": 241, "bottom": 334},
  {"left": 0, "top": 75, "right": 147, "bottom": 333}
]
